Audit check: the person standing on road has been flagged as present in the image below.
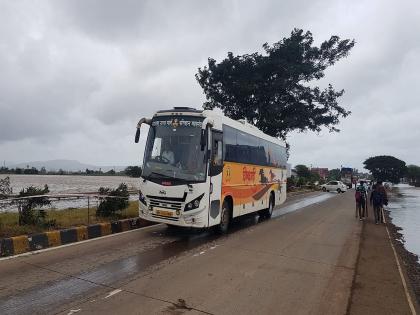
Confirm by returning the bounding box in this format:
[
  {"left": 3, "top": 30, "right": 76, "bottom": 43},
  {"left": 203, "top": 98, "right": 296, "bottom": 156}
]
[
  {"left": 370, "top": 184, "right": 383, "bottom": 224},
  {"left": 376, "top": 181, "right": 388, "bottom": 223},
  {"left": 355, "top": 181, "right": 367, "bottom": 220}
]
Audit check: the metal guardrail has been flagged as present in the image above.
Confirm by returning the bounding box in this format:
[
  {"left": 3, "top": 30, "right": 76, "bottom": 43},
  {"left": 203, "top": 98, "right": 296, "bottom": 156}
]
[{"left": 0, "top": 190, "right": 139, "bottom": 225}]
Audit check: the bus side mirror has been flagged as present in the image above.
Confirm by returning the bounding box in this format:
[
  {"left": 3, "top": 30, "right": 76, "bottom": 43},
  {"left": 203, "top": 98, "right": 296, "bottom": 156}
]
[
  {"left": 134, "top": 117, "right": 151, "bottom": 143},
  {"left": 135, "top": 128, "right": 140, "bottom": 143},
  {"left": 200, "top": 129, "right": 206, "bottom": 151}
]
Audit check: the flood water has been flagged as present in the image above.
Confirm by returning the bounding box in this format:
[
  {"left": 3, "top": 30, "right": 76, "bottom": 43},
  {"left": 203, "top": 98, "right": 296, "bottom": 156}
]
[
  {"left": 3, "top": 174, "right": 140, "bottom": 194},
  {"left": 0, "top": 174, "right": 140, "bottom": 211},
  {"left": 388, "top": 184, "right": 420, "bottom": 259}
]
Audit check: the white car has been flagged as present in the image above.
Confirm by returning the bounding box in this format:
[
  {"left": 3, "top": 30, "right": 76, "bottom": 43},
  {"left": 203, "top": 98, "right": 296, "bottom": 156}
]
[{"left": 321, "top": 181, "right": 347, "bottom": 193}]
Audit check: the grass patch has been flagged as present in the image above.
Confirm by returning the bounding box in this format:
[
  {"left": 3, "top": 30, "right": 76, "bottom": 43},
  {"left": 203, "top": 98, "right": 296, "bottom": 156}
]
[{"left": 0, "top": 201, "right": 139, "bottom": 238}]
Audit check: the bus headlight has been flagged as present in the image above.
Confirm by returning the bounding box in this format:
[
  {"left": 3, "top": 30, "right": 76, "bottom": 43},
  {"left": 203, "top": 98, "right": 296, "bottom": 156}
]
[
  {"left": 184, "top": 193, "right": 204, "bottom": 212},
  {"left": 139, "top": 190, "right": 147, "bottom": 206}
]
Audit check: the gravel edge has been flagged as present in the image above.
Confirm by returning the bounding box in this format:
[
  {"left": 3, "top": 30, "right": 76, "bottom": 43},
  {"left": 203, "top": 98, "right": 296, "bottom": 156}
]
[{"left": 385, "top": 209, "right": 420, "bottom": 307}]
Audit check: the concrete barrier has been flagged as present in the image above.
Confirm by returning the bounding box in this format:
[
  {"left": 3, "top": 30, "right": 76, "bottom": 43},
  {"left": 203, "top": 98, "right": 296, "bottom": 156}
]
[
  {"left": 46, "top": 231, "right": 61, "bottom": 247},
  {"left": 75, "top": 226, "right": 88, "bottom": 241},
  {"left": 12, "top": 236, "right": 30, "bottom": 255},
  {"left": 29, "top": 233, "right": 49, "bottom": 251},
  {"left": 60, "top": 228, "right": 78, "bottom": 245},
  {"left": 87, "top": 224, "right": 102, "bottom": 239},
  {"left": 1, "top": 238, "right": 14, "bottom": 256},
  {"left": 0, "top": 218, "right": 155, "bottom": 257},
  {"left": 99, "top": 222, "right": 112, "bottom": 236}
]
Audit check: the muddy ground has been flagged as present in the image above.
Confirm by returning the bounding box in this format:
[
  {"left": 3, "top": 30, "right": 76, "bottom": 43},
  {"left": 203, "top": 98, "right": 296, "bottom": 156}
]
[{"left": 385, "top": 209, "right": 420, "bottom": 306}]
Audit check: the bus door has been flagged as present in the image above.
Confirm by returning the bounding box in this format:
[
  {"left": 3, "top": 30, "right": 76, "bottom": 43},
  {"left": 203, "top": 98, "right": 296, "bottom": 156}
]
[{"left": 208, "top": 130, "right": 223, "bottom": 227}]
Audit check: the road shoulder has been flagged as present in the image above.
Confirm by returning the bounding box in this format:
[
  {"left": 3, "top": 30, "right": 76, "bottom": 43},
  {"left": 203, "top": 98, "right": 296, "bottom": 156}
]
[{"left": 348, "top": 214, "right": 417, "bottom": 315}]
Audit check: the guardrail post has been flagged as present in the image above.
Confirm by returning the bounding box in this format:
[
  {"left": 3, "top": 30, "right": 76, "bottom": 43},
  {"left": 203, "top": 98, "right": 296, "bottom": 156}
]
[{"left": 87, "top": 196, "right": 90, "bottom": 225}]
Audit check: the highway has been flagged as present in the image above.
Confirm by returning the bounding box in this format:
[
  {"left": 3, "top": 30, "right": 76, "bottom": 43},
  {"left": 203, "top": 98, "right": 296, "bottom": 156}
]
[{"left": 0, "top": 191, "right": 361, "bottom": 315}]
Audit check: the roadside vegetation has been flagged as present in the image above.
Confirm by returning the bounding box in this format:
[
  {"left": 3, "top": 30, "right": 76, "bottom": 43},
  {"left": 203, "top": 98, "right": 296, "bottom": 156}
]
[
  {"left": 0, "top": 200, "right": 139, "bottom": 238},
  {"left": 0, "top": 179, "right": 137, "bottom": 238},
  {"left": 287, "top": 165, "right": 341, "bottom": 193}
]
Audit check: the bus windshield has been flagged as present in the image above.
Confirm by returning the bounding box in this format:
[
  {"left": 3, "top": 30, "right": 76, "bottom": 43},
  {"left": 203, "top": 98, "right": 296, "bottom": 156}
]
[{"left": 142, "top": 116, "right": 207, "bottom": 183}]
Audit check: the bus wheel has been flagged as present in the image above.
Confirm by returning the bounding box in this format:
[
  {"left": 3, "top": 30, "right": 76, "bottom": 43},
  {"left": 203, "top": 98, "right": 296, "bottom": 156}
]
[
  {"left": 218, "top": 200, "right": 231, "bottom": 234},
  {"left": 260, "top": 194, "right": 275, "bottom": 219},
  {"left": 267, "top": 194, "right": 275, "bottom": 218}
]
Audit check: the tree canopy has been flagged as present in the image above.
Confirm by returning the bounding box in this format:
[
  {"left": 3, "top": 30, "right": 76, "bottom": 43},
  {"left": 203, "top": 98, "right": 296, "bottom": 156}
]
[
  {"left": 97, "top": 183, "right": 129, "bottom": 218},
  {"left": 125, "top": 166, "right": 142, "bottom": 177},
  {"left": 363, "top": 155, "right": 406, "bottom": 184},
  {"left": 406, "top": 165, "right": 420, "bottom": 186},
  {"left": 295, "top": 164, "right": 311, "bottom": 179},
  {"left": 16, "top": 185, "right": 51, "bottom": 225},
  {"left": 196, "top": 28, "right": 354, "bottom": 140}
]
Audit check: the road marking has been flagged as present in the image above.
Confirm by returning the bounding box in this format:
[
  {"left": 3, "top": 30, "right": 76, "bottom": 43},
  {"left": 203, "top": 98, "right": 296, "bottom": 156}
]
[
  {"left": 104, "top": 289, "right": 122, "bottom": 299},
  {"left": 385, "top": 224, "right": 417, "bottom": 315},
  {"left": 0, "top": 223, "right": 164, "bottom": 262},
  {"left": 67, "top": 309, "right": 81, "bottom": 315}
]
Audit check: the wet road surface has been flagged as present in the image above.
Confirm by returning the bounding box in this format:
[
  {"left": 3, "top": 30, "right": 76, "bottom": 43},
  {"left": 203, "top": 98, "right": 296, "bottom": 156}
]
[{"left": 0, "top": 191, "right": 359, "bottom": 315}]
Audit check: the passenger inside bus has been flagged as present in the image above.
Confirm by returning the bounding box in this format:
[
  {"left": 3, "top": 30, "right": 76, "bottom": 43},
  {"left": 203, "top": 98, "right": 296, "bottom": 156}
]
[{"left": 161, "top": 141, "right": 175, "bottom": 165}]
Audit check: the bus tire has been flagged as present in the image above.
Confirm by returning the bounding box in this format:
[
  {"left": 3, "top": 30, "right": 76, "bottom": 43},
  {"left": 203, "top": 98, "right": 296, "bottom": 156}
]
[
  {"left": 218, "top": 200, "right": 231, "bottom": 234},
  {"left": 260, "top": 193, "right": 275, "bottom": 219}
]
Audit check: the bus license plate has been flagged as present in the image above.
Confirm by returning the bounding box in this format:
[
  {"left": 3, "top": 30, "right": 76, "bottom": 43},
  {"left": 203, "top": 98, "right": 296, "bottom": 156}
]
[{"left": 155, "top": 209, "right": 174, "bottom": 217}]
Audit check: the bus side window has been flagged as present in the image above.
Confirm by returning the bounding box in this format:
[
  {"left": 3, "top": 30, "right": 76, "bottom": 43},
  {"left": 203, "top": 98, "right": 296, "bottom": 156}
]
[
  {"left": 213, "top": 140, "right": 222, "bottom": 166},
  {"left": 210, "top": 132, "right": 223, "bottom": 176}
]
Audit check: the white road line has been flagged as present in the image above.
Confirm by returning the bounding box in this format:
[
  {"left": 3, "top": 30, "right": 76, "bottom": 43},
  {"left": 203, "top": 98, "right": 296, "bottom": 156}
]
[
  {"left": 104, "top": 289, "right": 122, "bottom": 299},
  {"left": 0, "top": 223, "right": 164, "bottom": 262},
  {"left": 385, "top": 224, "right": 417, "bottom": 315},
  {"left": 67, "top": 309, "right": 81, "bottom": 315}
]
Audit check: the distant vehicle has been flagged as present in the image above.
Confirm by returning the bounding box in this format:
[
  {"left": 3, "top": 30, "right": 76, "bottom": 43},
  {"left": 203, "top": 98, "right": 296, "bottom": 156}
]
[
  {"left": 320, "top": 181, "right": 347, "bottom": 193},
  {"left": 340, "top": 167, "right": 354, "bottom": 189},
  {"left": 134, "top": 107, "right": 288, "bottom": 233}
]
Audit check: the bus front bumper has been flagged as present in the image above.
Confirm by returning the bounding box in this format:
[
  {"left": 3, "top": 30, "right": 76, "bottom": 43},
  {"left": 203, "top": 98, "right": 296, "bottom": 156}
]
[{"left": 139, "top": 203, "right": 208, "bottom": 228}]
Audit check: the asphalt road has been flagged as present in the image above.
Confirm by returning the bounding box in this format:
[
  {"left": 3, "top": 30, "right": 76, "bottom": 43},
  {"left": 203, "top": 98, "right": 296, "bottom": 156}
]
[{"left": 0, "top": 191, "right": 361, "bottom": 315}]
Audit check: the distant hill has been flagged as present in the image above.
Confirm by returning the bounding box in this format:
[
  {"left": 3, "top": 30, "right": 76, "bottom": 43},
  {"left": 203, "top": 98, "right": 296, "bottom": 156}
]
[{"left": 9, "top": 159, "right": 127, "bottom": 172}]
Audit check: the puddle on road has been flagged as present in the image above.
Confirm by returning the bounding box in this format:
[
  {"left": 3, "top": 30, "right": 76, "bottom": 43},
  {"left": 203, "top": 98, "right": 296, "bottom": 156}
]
[
  {"left": 272, "top": 193, "right": 336, "bottom": 218},
  {"left": 0, "top": 192, "right": 337, "bottom": 315}
]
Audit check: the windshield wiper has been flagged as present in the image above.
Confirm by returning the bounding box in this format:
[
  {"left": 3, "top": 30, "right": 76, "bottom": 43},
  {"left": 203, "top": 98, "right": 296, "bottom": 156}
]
[{"left": 149, "top": 171, "right": 173, "bottom": 179}]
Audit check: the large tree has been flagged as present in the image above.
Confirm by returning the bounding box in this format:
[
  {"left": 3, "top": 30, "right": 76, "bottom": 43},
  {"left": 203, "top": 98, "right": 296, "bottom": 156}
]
[
  {"left": 406, "top": 165, "right": 420, "bottom": 186},
  {"left": 295, "top": 164, "right": 311, "bottom": 179},
  {"left": 363, "top": 155, "right": 406, "bottom": 184},
  {"left": 196, "top": 28, "right": 354, "bottom": 140}
]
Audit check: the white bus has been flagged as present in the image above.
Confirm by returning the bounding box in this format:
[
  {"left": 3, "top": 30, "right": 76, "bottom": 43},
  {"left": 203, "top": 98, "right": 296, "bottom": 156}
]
[{"left": 135, "top": 107, "right": 288, "bottom": 232}]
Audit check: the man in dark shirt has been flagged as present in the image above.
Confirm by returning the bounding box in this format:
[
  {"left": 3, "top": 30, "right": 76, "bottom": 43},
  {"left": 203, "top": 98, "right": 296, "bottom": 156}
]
[
  {"left": 355, "top": 181, "right": 367, "bottom": 220},
  {"left": 370, "top": 184, "right": 383, "bottom": 224}
]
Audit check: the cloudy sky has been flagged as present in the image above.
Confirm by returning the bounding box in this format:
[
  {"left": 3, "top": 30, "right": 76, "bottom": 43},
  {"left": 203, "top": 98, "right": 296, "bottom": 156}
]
[{"left": 1, "top": 0, "right": 419, "bottom": 171}]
